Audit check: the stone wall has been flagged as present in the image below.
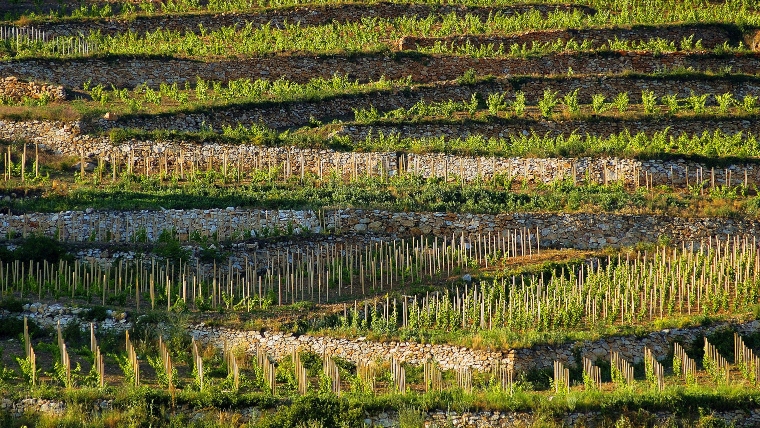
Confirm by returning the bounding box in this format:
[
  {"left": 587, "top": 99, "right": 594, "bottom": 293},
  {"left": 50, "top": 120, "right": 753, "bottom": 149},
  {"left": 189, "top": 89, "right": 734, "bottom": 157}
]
[
  {"left": 2, "top": 119, "right": 760, "bottom": 188},
  {"left": 2, "top": 52, "right": 759, "bottom": 89},
  {"left": 192, "top": 320, "right": 760, "bottom": 373},
  {"left": 2, "top": 209, "right": 759, "bottom": 248},
  {"left": 0, "top": 76, "right": 66, "bottom": 102},
  {"left": 95, "top": 76, "right": 760, "bottom": 132},
  {"left": 12, "top": 301, "right": 130, "bottom": 331},
  {"left": 336, "top": 116, "right": 760, "bottom": 144},
  {"left": 372, "top": 408, "right": 760, "bottom": 428},
  {"left": 0, "top": 398, "right": 64, "bottom": 418}
]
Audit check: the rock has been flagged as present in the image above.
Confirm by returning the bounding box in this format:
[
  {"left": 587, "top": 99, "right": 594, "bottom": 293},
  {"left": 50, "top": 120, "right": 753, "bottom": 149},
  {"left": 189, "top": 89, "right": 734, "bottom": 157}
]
[{"left": 71, "top": 162, "right": 97, "bottom": 173}]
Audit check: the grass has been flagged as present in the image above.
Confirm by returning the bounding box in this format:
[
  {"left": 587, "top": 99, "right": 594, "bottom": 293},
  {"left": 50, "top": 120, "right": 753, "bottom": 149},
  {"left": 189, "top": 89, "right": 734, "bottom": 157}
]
[
  {"left": 3, "top": 168, "right": 760, "bottom": 218},
  {"left": 7, "top": 0, "right": 760, "bottom": 28},
  {"left": 1, "top": 25, "right": 754, "bottom": 60},
  {"left": 3, "top": 369, "right": 760, "bottom": 427}
]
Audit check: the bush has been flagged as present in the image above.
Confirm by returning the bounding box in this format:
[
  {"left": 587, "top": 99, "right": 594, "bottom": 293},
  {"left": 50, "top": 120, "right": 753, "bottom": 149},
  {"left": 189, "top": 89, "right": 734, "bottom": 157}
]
[
  {"left": 254, "top": 395, "right": 363, "bottom": 428},
  {"left": 0, "top": 297, "right": 26, "bottom": 312},
  {"left": 456, "top": 69, "right": 478, "bottom": 86},
  {"left": 398, "top": 406, "right": 426, "bottom": 428},
  {"left": 538, "top": 89, "right": 559, "bottom": 118},
  {"left": 82, "top": 305, "right": 109, "bottom": 322},
  {"left": 0, "top": 235, "right": 73, "bottom": 264},
  {"left": 154, "top": 229, "right": 190, "bottom": 262},
  {"left": 0, "top": 316, "right": 41, "bottom": 339}
]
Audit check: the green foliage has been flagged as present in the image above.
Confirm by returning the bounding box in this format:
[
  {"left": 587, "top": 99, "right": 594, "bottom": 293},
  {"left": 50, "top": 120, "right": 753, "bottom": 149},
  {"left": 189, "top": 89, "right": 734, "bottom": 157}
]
[
  {"left": 486, "top": 92, "right": 507, "bottom": 117},
  {"left": 16, "top": 356, "right": 37, "bottom": 385},
  {"left": 662, "top": 94, "right": 682, "bottom": 114},
  {"left": 0, "top": 235, "right": 73, "bottom": 264},
  {"left": 114, "top": 353, "right": 135, "bottom": 386},
  {"left": 641, "top": 90, "right": 658, "bottom": 115},
  {"left": 612, "top": 92, "right": 629, "bottom": 113},
  {"left": 715, "top": 93, "right": 735, "bottom": 114},
  {"left": 538, "top": 89, "right": 559, "bottom": 118},
  {"left": 562, "top": 89, "right": 580, "bottom": 115},
  {"left": 353, "top": 106, "right": 380, "bottom": 124},
  {"left": 81, "top": 306, "right": 109, "bottom": 322},
  {"left": 154, "top": 229, "right": 190, "bottom": 262},
  {"left": 742, "top": 95, "right": 757, "bottom": 113},
  {"left": 456, "top": 69, "right": 478, "bottom": 86},
  {"left": 512, "top": 91, "right": 526, "bottom": 117},
  {"left": 0, "top": 297, "right": 26, "bottom": 313},
  {"left": 0, "top": 316, "right": 40, "bottom": 339},
  {"left": 253, "top": 395, "right": 363, "bottom": 428},
  {"left": 591, "top": 94, "right": 610, "bottom": 114},
  {"left": 687, "top": 91, "right": 709, "bottom": 114},
  {"left": 398, "top": 406, "right": 426, "bottom": 428}
]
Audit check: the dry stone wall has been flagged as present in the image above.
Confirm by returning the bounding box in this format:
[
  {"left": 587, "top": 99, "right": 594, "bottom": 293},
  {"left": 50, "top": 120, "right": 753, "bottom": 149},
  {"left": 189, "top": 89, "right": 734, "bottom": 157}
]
[
  {"left": 2, "top": 52, "right": 759, "bottom": 88},
  {"left": 337, "top": 116, "right": 760, "bottom": 142},
  {"left": 192, "top": 320, "right": 760, "bottom": 373},
  {"left": 0, "top": 76, "right": 65, "bottom": 102},
  {"left": 3, "top": 120, "right": 760, "bottom": 188},
  {"left": 401, "top": 153, "right": 760, "bottom": 187},
  {"left": 367, "top": 409, "right": 760, "bottom": 428},
  {"left": 95, "top": 76, "right": 760, "bottom": 132},
  {"left": 2, "top": 209, "right": 760, "bottom": 248}
]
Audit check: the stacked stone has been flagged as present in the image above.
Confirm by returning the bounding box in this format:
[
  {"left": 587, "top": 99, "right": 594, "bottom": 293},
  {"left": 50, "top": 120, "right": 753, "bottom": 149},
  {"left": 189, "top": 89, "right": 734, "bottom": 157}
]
[{"left": 0, "top": 76, "right": 65, "bottom": 102}]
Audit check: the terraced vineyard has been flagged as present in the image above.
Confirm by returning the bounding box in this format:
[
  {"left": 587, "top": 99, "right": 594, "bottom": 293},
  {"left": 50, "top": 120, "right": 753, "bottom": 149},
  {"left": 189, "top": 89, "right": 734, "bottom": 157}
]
[{"left": 3, "top": 0, "right": 760, "bottom": 427}]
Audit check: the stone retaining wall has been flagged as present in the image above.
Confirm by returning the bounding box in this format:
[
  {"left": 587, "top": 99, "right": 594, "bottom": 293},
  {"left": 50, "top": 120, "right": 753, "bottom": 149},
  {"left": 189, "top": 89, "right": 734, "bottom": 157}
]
[
  {"left": 95, "top": 76, "right": 760, "bottom": 132},
  {"left": 2, "top": 209, "right": 759, "bottom": 248},
  {"left": 0, "top": 76, "right": 65, "bottom": 102},
  {"left": 337, "top": 116, "right": 760, "bottom": 143},
  {"left": 3, "top": 119, "right": 760, "bottom": 188},
  {"left": 370, "top": 409, "right": 760, "bottom": 428},
  {"left": 192, "top": 320, "right": 760, "bottom": 373},
  {"left": 0, "top": 398, "right": 64, "bottom": 418},
  {"left": 2, "top": 52, "right": 759, "bottom": 88}
]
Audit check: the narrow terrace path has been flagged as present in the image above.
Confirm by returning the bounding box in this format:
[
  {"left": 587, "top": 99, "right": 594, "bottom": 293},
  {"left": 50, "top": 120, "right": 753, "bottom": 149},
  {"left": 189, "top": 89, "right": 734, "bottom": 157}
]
[{"left": 6, "top": 3, "right": 595, "bottom": 37}]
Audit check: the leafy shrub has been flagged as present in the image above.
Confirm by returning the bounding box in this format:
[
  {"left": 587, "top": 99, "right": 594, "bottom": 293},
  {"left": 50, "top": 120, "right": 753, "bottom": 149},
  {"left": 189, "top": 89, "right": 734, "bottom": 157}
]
[
  {"left": 0, "top": 316, "right": 41, "bottom": 339},
  {"left": 661, "top": 94, "right": 682, "bottom": 114},
  {"left": 743, "top": 95, "right": 757, "bottom": 113},
  {"left": 253, "top": 395, "right": 363, "bottom": 428},
  {"left": 715, "top": 92, "right": 734, "bottom": 114},
  {"left": 82, "top": 305, "right": 109, "bottom": 322},
  {"left": 613, "top": 92, "right": 629, "bottom": 113},
  {"left": 538, "top": 89, "right": 559, "bottom": 118},
  {"left": 398, "top": 406, "right": 426, "bottom": 428},
  {"left": 591, "top": 94, "right": 610, "bottom": 114},
  {"left": 456, "top": 69, "right": 478, "bottom": 86},
  {"left": 687, "top": 91, "right": 709, "bottom": 114},
  {"left": 154, "top": 229, "right": 190, "bottom": 262},
  {"left": 562, "top": 88, "right": 580, "bottom": 114},
  {"left": 641, "top": 90, "right": 658, "bottom": 115},
  {"left": 0, "top": 235, "right": 73, "bottom": 264},
  {"left": 486, "top": 92, "right": 507, "bottom": 116},
  {"left": 512, "top": 91, "right": 526, "bottom": 117},
  {"left": 353, "top": 106, "right": 380, "bottom": 124},
  {"left": 0, "top": 297, "right": 26, "bottom": 313}
]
